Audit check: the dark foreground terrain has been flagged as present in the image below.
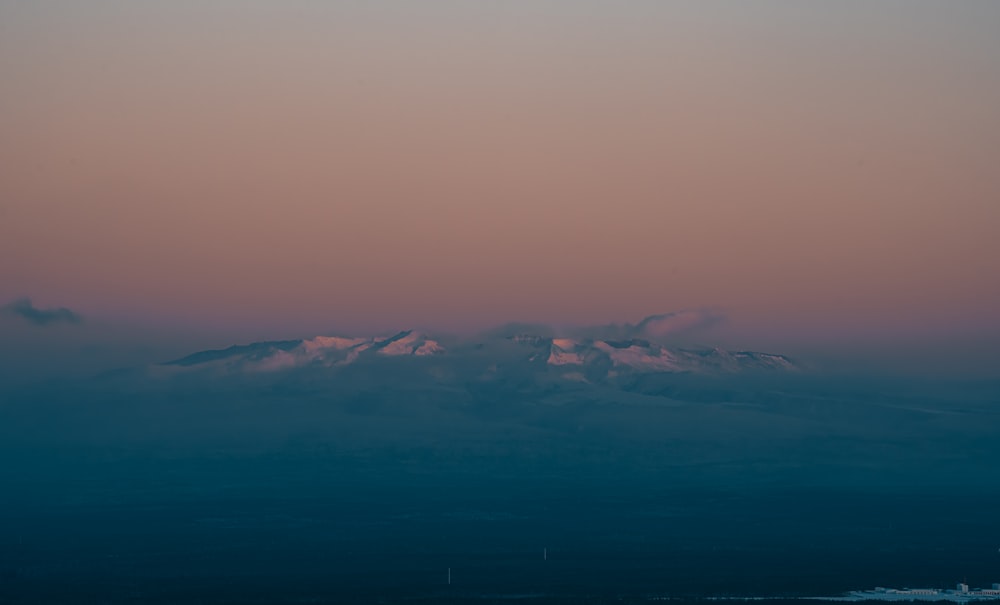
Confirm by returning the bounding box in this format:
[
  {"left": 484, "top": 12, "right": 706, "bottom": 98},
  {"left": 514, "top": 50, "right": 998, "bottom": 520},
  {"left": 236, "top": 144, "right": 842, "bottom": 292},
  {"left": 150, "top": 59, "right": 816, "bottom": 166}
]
[
  {"left": 1, "top": 373, "right": 998, "bottom": 603},
  {"left": 3, "top": 461, "right": 999, "bottom": 604}
]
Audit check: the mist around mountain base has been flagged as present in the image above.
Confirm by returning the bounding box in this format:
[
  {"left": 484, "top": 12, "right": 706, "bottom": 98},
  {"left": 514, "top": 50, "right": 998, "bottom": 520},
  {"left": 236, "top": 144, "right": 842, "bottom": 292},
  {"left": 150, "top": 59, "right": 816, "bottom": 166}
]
[{"left": 1, "top": 326, "right": 998, "bottom": 604}]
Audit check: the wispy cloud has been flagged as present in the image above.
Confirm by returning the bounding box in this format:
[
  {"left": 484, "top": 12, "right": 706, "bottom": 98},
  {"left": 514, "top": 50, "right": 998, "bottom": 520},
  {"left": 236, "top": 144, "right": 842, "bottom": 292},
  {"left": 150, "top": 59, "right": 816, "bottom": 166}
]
[
  {"left": 632, "top": 310, "right": 726, "bottom": 340},
  {"left": 2, "top": 297, "right": 83, "bottom": 326},
  {"left": 572, "top": 310, "right": 726, "bottom": 342}
]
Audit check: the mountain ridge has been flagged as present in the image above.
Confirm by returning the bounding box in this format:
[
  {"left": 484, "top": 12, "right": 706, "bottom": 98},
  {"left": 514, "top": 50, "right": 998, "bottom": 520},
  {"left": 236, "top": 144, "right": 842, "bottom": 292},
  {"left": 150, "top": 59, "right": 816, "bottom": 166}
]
[{"left": 162, "top": 329, "right": 797, "bottom": 381}]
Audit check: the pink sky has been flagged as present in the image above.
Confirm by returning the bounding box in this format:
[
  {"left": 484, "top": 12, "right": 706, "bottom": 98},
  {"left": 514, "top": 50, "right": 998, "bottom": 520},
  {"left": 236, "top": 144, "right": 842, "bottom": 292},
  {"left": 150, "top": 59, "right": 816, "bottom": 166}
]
[{"left": 2, "top": 2, "right": 999, "bottom": 343}]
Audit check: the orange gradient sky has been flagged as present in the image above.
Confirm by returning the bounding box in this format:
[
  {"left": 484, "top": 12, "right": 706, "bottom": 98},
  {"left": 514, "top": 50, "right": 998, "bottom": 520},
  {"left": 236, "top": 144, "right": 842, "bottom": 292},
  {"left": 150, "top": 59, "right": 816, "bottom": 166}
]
[{"left": 2, "top": 1, "right": 999, "bottom": 342}]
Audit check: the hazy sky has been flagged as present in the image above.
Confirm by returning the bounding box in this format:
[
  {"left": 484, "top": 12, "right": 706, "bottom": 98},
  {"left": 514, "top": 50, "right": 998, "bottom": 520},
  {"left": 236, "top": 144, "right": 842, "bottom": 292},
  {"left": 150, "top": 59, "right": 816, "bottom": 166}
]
[{"left": 2, "top": 1, "right": 999, "bottom": 347}]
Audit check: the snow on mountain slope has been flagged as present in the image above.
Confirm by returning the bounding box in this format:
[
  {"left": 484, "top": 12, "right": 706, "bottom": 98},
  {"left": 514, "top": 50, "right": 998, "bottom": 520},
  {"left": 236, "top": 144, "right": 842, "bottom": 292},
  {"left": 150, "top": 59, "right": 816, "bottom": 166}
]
[
  {"left": 592, "top": 340, "right": 683, "bottom": 372},
  {"left": 301, "top": 336, "right": 368, "bottom": 353},
  {"left": 161, "top": 329, "right": 795, "bottom": 379},
  {"left": 164, "top": 331, "right": 444, "bottom": 373},
  {"left": 508, "top": 334, "right": 797, "bottom": 378},
  {"left": 376, "top": 331, "right": 445, "bottom": 357},
  {"left": 547, "top": 339, "right": 585, "bottom": 366}
]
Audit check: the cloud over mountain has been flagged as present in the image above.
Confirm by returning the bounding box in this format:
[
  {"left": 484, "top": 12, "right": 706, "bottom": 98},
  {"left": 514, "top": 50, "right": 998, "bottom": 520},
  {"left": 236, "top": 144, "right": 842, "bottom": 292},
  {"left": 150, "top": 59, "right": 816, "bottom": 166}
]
[
  {"left": 154, "top": 315, "right": 793, "bottom": 387},
  {"left": 633, "top": 310, "right": 726, "bottom": 340},
  {"left": 571, "top": 310, "right": 726, "bottom": 342}
]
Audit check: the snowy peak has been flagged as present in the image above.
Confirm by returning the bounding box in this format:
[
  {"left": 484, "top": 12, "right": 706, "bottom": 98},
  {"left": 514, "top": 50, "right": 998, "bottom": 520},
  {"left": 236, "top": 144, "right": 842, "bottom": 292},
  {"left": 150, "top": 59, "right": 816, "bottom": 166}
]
[
  {"left": 164, "top": 330, "right": 445, "bottom": 373},
  {"left": 592, "top": 339, "right": 682, "bottom": 372},
  {"left": 508, "top": 334, "right": 796, "bottom": 377},
  {"left": 301, "top": 336, "right": 368, "bottom": 353},
  {"left": 547, "top": 338, "right": 587, "bottom": 366},
  {"left": 374, "top": 331, "right": 446, "bottom": 357},
  {"left": 162, "top": 329, "right": 796, "bottom": 379}
]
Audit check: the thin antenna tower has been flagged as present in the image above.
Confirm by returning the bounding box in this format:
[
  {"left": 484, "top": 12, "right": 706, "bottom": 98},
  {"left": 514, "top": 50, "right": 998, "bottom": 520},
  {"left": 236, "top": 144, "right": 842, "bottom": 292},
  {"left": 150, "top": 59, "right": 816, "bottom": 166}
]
[
  {"left": 448, "top": 567, "right": 451, "bottom": 585},
  {"left": 544, "top": 547, "right": 547, "bottom": 561}
]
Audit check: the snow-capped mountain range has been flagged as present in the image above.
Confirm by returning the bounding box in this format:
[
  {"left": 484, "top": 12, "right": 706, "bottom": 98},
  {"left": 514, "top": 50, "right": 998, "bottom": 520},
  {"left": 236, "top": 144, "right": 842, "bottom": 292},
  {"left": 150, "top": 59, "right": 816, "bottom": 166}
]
[
  {"left": 166, "top": 330, "right": 446, "bottom": 373},
  {"left": 162, "top": 329, "right": 796, "bottom": 380}
]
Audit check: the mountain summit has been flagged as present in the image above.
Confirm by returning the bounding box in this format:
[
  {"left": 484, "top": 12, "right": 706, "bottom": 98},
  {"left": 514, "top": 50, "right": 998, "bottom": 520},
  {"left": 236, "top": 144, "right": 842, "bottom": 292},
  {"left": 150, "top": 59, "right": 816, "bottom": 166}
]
[
  {"left": 162, "top": 328, "right": 796, "bottom": 382},
  {"left": 165, "top": 330, "right": 445, "bottom": 373}
]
